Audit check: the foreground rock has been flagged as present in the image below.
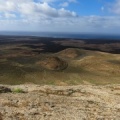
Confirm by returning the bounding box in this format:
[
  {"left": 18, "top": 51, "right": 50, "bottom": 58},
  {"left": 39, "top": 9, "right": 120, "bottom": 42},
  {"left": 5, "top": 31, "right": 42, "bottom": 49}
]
[
  {"left": 0, "top": 86, "right": 11, "bottom": 93},
  {"left": 0, "top": 84, "right": 120, "bottom": 120}
]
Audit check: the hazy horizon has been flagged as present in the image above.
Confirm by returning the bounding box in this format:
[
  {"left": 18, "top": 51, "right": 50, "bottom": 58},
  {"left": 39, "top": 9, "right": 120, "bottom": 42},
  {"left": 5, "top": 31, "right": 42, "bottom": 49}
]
[{"left": 1, "top": 31, "right": 120, "bottom": 40}]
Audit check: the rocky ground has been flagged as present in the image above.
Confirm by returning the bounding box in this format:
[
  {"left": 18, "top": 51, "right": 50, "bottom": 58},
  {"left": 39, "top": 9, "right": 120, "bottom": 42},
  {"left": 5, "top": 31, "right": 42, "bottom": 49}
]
[{"left": 0, "top": 84, "right": 120, "bottom": 120}]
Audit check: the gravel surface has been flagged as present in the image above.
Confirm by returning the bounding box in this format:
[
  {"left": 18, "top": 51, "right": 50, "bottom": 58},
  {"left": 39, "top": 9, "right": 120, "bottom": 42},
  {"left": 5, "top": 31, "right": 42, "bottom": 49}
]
[{"left": 0, "top": 84, "right": 120, "bottom": 120}]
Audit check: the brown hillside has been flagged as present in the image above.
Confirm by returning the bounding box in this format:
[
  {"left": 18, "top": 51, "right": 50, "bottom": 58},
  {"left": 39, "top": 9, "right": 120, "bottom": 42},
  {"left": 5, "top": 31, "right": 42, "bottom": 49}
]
[
  {"left": 38, "top": 56, "right": 68, "bottom": 70},
  {"left": 58, "top": 48, "right": 80, "bottom": 58}
]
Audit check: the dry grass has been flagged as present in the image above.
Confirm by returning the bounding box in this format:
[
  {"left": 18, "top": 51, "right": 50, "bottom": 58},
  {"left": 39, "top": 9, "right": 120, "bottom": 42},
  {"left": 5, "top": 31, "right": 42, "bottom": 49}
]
[
  {"left": 57, "top": 48, "right": 80, "bottom": 58},
  {"left": 0, "top": 48, "right": 120, "bottom": 85},
  {"left": 37, "top": 56, "right": 68, "bottom": 70}
]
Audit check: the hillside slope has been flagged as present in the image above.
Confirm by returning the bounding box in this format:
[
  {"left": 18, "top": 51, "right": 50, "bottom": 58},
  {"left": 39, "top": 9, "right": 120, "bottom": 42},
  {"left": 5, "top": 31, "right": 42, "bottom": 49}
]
[{"left": 0, "top": 48, "right": 120, "bottom": 85}]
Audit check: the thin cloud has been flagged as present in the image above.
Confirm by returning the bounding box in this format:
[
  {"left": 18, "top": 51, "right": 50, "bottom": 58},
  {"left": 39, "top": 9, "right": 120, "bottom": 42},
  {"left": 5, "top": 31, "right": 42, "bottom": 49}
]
[
  {"left": 68, "top": 0, "right": 77, "bottom": 3},
  {"left": 108, "top": 0, "right": 120, "bottom": 15},
  {"left": 60, "top": 2, "right": 69, "bottom": 7}
]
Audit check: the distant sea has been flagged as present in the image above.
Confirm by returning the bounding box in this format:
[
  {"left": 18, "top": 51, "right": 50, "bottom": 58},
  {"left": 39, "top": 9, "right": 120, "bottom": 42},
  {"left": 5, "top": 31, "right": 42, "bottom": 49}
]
[{"left": 0, "top": 31, "right": 120, "bottom": 40}]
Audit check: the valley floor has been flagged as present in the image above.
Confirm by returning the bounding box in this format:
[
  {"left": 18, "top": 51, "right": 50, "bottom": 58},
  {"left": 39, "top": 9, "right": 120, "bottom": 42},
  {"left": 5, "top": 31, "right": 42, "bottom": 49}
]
[{"left": 0, "top": 84, "right": 120, "bottom": 120}]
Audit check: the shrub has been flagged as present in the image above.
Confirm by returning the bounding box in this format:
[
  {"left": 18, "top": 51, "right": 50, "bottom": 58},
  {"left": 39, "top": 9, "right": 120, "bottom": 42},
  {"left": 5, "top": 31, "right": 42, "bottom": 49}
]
[{"left": 12, "top": 88, "right": 24, "bottom": 93}]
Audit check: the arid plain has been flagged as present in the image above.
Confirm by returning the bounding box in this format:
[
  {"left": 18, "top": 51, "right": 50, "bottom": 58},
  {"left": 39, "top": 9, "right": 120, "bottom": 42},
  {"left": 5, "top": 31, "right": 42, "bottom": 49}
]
[
  {"left": 0, "top": 36, "right": 120, "bottom": 120},
  {"left": 0, "top": 36, "right": 120, "bottom": 85}
]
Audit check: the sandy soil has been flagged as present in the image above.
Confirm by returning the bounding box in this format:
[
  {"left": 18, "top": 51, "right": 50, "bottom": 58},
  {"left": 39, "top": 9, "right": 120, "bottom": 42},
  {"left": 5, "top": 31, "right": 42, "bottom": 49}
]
[{"left": 0, "top": 84, "right": 120, "bottom": 120}]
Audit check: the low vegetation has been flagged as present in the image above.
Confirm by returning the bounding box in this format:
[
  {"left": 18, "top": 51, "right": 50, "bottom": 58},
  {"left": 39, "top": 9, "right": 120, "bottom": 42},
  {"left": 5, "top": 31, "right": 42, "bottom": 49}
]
[
  {"left": 12, "top": 88, "right": 24, "bottom": 93},
  {"left": 0, "top": 36, "right": 120, "bottom": 85}
]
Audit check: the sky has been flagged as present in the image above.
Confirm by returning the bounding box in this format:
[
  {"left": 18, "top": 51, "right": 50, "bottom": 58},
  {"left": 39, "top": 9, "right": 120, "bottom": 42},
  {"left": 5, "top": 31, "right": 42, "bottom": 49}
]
[{"left": 0, "top": 0, "right": 120, "bottom": 34}]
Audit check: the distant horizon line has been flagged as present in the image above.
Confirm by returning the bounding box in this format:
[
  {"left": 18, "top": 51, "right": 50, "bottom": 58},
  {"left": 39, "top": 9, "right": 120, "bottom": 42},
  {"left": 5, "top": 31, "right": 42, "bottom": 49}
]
[
  {"left": 0, "top": 31, "right": 120, "bottom": 40},
  {"left": 0, "top": 31, "right": 120, "bottom": 35}
]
